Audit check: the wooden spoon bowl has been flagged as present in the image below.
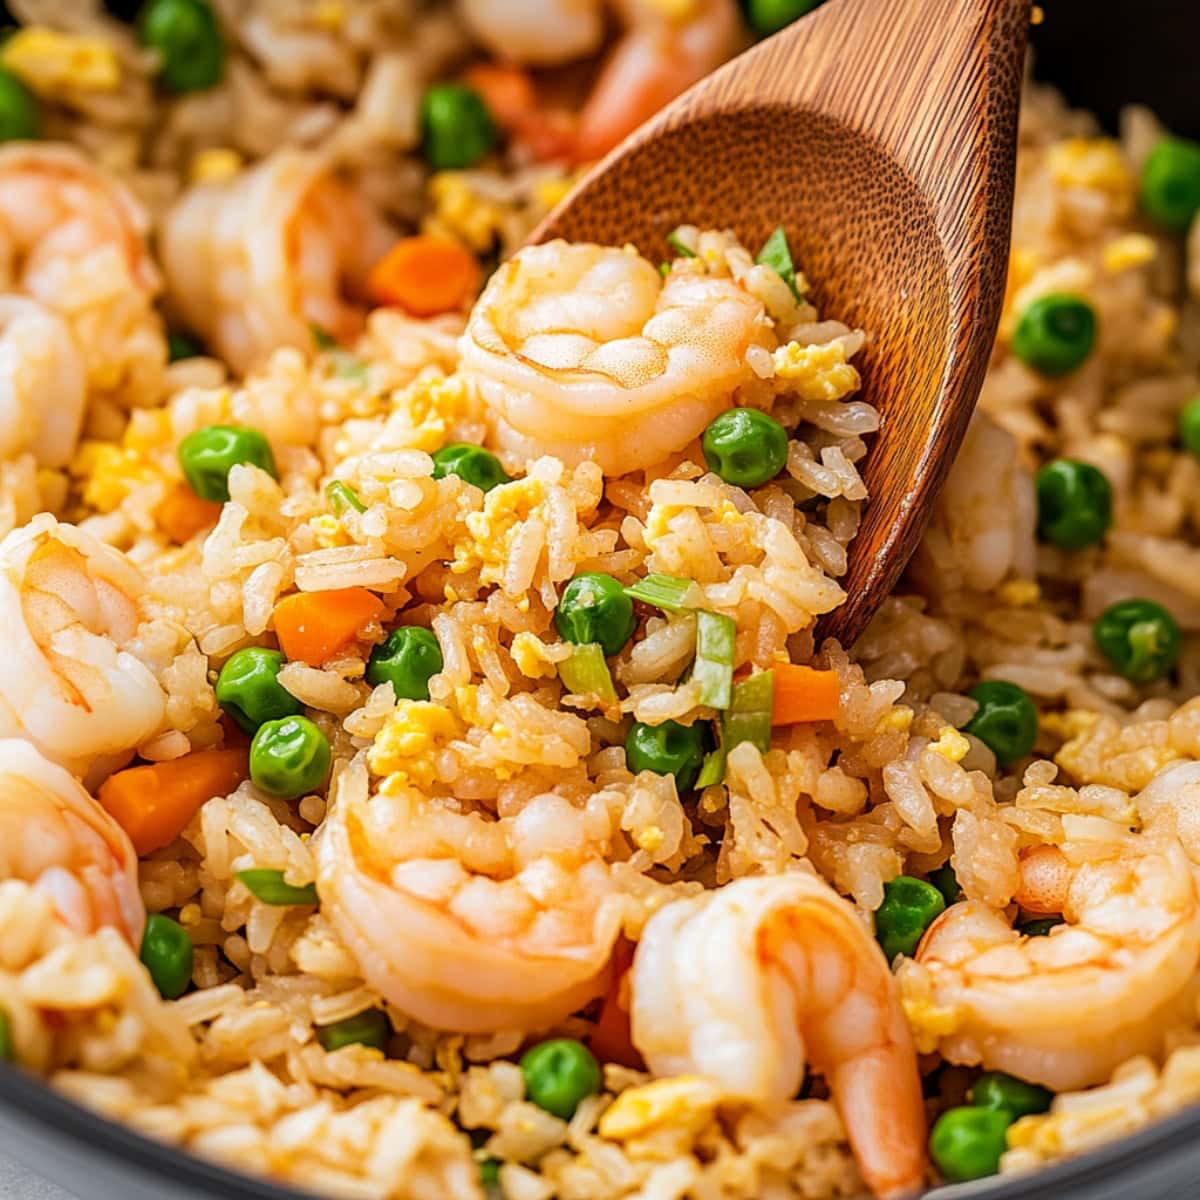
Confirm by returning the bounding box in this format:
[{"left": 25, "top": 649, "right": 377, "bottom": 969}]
[{"left": 534, "top": 0, "right": 1031, "bottom": 644}]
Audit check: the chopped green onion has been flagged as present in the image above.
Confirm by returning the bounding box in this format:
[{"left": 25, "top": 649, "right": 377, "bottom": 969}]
[
  {"left": 722, "top": 670, "right": 774, "bottom": 754},
  {"left": 332, "top": 353, "right": 368, "bottom": 383},
  {"left": 235, "top": 869, "right": 319, "bottom": 906},
  {"left": 557, "top": 643, "right": 618, "bottom": 705},
  {"left": 756, "top": 226, "right": 801, "bottom": 300},
  {"left": 694, "top": 610, "right": 735, "bottom": 709},
  {"left": 326, "top": 480, "right": 366, "bottom": 515},
  {"left": 659, "top": 261, "right": 671, "bottom": 277},
  {"left": 623, "top": 573, "right": 696, "bottom": 613},
  {"left": 694, "top": 743, "right": 726, "bottom": 788},
  {"left": 310, "top": 323, "right": 338, "bottom": 351},
  {"left": 666, "top": 228, "right": 697, "bottom": 258},
  {"left": 0, "top": 1008, "right": 13, "bottom": 1063}
]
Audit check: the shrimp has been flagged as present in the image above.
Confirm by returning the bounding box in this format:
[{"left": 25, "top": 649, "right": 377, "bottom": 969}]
[
  {"left": 457, "top": 0, "right": 740, "bottom": 162},
  {"left": 161, "top": 150, "right": 396, "bottom": 374},
  {"left": 0, "top": 297, "right": 86, "bottom": 468},
  {"left": 629, "top": 873, "right": 926, "bottom": 1200},
  {"left": 907, "top": 815, "right": 1200, "bottom": 1092},
  {"left": 0, "top": 515, "right": 166, "bottom": 780},
  {"left": 316, "top": 763, "right": 631, "bottom": 1032},
  {"left": 459, "top": 241, "right": 767, "bottom": 476},
  {"left": 0, "top": 738, "right": 143, "bottom": 945},
  {"left": 0, "top": 143, "right": 164, "bottom": 406}
]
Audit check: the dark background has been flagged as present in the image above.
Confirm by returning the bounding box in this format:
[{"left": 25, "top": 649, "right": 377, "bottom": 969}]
[{"left": 1029, "top": 0, "right": 1199, "bottom": 137}]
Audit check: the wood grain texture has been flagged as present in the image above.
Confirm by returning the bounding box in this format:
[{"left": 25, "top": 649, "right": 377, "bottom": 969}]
[{"left": 533, "top": 0, "right": 1030, "bottom": 645}]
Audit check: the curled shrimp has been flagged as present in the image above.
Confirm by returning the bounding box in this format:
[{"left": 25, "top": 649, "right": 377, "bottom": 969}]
[
  {"left": 316, "top": 762, "right": 630, "bottom": 1032},
  {"left": 0, "top": 738, "right": 143, "bottom": 945},
  {"left": 0, "top": 297, "right": 86, "bottom": 468},
  {"left": 0, "top": 143, "right": 163, "bottom": 405},
  {"left": 160, "top": 150, "right": 395, "bottom": 374},
  {"left": 0, "top": 516, "right": 166, "bottom": 780},
  {"left": 907, "top": 815, "right": 1200, "bottom": 1092},
  {"left": 458, "top": 0, "right": 740, "bottom": 162},
  {"left": 459, "top": 241, "right": 767, "bottom": 476},
  {"left": 629, "top": 873, "right": 926, "bottom": 1200}
]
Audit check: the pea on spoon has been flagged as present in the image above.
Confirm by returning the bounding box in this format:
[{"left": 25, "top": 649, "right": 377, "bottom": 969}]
[{"left": 533, "top": 0, "right": 1032, "bottom": 645}]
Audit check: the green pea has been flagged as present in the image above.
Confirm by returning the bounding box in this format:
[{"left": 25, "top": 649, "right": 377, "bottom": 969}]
[
  {"left": 431, "top": 443, "right": 510, "bottom": 493},
  {"left": 520, "top": 1038, "right": 602, "bottom": 1120},
  {"left": 178, "top": 424, "right": 277, "bottom": 503},
  {"left": 964, "top": 680, "right": 1038, "bottom": 766},
  {"left": 0, "top": 69, "right": 40, "bottom": 143},
  {"left": 971, "top": 1071, "right": 1054, "bottom": 1120},
  {"left": 874, "top": 876, "right": 945, "bottom": 963},
  {"left": 139, "top": 913, "right": 194, "bottom": 1000},
  {"left": 249, "top": 715, "right": 331, "bottom": 799},
  {"left": 1093, "top": 598, "right": 1181, "bottom": 683},
  {"left": 625, "top": 719, "right": 707, "bottom": 792},
  {"left": 167, "top": 331, "right": 201, "bottom": 362},
  {"left": 701, "top": 407, "right": 789, "bottom": 489},
  {"left": 420, "top": 83, "right": 497, "bottom": 170},
  {"left": 1011, "top": 294, "right": 1096, "bottom": 378},
  {"left": 1140, "top": 137, "right": 1200, "bottom": 232},
  {"left": 929, "top": 1106, "right": 1013, "bottom": 1183},
  {"left": 1179, "top": 398, "right": 1200, "bottom": 459},
  {"left": 929, "top": 863, "right": 961, "bottom": 906},
  {"left": 235, "top": 868, "right": 318, "bottom": 906},
  {"left": 742, "top": 0, "right": 823, "bottom": 35},
  {"left": 1035, "top": 458, "right": 1112, "bottom": 550},
  {"left": 140, "top": 0, "right": 225, "bottom": 94},
  {"left": 555, "top": 573, "right": 636, "bottom": 658},
  {"left": 0, "top": 1008, "right": 14, "bottom": 1063},
  {"left": 366, "top": 626, "right": 444, "bottom": 701},
  {"left": 1018, "top": 916, "right": 1063, "bottom": 937},
  {"left": 215, "top": 646, "right": 303, "bottom": 734},
  {"left": 316, "top": 1008, "right": 390, "bottom": 1053}
]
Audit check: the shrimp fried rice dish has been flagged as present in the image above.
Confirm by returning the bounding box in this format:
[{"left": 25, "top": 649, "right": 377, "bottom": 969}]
[{"left": 0, "top": 2, "right": 1198, "bottom": 1198}]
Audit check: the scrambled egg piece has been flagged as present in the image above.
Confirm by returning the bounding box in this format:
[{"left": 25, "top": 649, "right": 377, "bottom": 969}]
[
  {"left": 876, "top": 706, "right": 914, "bottom": 734},
  {"left": 510, "top": 631, "right": 569, "bottom": 680},
  {"left": 533, "top": 175, "right": 575, "bottom": 212},
  {"left": 1047, "top": 137, "right": 1134, "bottom": 212},
  {"left": 387, "top": 368, "right": 476, "bottom": 454},
  {"left": 1, "top": 28, "right": 120, "bottom": 95},
  {"left": 71, "top": 441, "right": 163, "bottom": 512},
  {"left": 1039, "top": 709, "right": 1098, "bottom": 742},
  {"left": 307, "top": 513, "right": 350, "bottom": 550},
  {"left": 424, "top": 173, "right": 507, "bottom": 254},
  {"left": 369, "top": 700, "right": 462, "bottom": 791},
  {"left": 998, "top": 578, "right": 1041, "bottom": 607},
  {"left": 901, "top": 995, "right": 962, "bottom": 1055},
  {"left": 772, "top": 340, "right": 861, "bottom": 402},
  {"left": 190, "top": 147, "right": 243, "bottom": 184},
  {"left": 452, "top": 475, "right": 546, "bottom": 585},
  {"left": 1102, "top": 233, "right": 1157, "bottom": 274},
  {"left": 928, "top": 727, "right": 970, "bottom": 763},
  {"left": 311, "top": 1, "right": 345, "bottom": 28},
  {"left": 598, "top": 1076, "right": 723, "bottom": 1141}
]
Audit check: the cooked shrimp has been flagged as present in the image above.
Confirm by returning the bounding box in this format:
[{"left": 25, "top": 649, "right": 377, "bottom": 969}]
[
  {"left": 629, "top": 873, "right": 926, "bottom": 1200},
  {"left": 316, "top": 763, "right": 631, "bottom": 1032},
  {"left": 0, "top": 143, "right": 164, "bottom": 405},
  {"left": 160, "top": 150, "right": 395, "bottom": 374},
  {"left": 0, "top": 516, "right": 166, "bottom": 779},
  {"left": 459, "top": 241, "right": 767, "bottom": 476},
  {"left": 458, "top": 0, "right": 740, "bottom": 162},
  {"left": 908, "top": 817, "right": 1200, "bottom": 1092},
  {"left": 0, "top": 297, "right": 86, "bottom": 468},
  {"left": 0, "top": 738, "right": 143, "bottom": 945}
]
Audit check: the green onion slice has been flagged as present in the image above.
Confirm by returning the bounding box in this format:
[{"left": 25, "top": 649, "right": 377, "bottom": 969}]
[
  {"left": 694, "top": 610, "right": 735, "bottom": 709},
  {"left": 310, "top": 323, "right": 339, "bottom": 351},
  {"left": 623, "top": 573, "right": 697, "bottom": 613},
  {"left": 694, "top": 743, "right": 727, "bottom": 789},
  {"left": 558, "top": 643, "right": 618, "bottom": 705},
  {"left": 756, "top": 226, "right": 801, "bottom": 300},
  {"left": 0, "top": 1009, "right": 13, "bottom": 1063},
  {"left": 723, "top": 670, "right": 774, "bottom": 754},
  {"left": 666, "top": 228, "right": 697, "bottom": 258},
  {"left": 236, "top": 869, "right": 319, "bottom": 906},
  {"left": 326, "top": 480, "right": 366, "bottom": 515}
]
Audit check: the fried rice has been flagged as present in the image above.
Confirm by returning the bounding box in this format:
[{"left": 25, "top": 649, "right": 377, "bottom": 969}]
[{"left": 0, "top": 3, "right": 1197, "bottom": 1199}]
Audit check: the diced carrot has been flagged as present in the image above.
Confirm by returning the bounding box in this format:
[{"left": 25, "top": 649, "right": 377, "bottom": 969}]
[
  {"left": 587, "top": 940, "right": 644, "bottom": 1069},
  {"left": 272, "top": 586, "right": 385, "bottom": 666},
  {"left": 772, "top": 664, "right": 841, "bottom": 726},
  {"left": 156, "top": 482, "right": 222, "bottom": 543},
  {"left": 366, "top": 236, "right": 481, "bottom": 317},
  {"left": 98, "top": 748, "right": 248, "bottom": 856}
]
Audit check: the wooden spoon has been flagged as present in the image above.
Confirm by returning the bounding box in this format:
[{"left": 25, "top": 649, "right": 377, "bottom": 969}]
[{"left": 533, "top": 0, "right": 1031, "bottom": 645}]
